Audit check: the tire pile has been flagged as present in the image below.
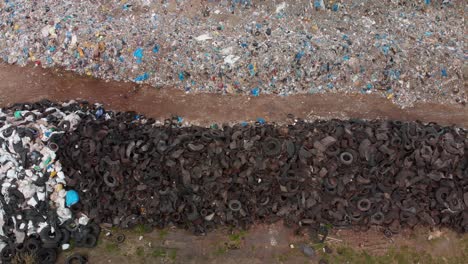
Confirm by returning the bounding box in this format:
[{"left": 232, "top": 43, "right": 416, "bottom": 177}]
[
  {"left": 55, "top": 102, "right": 467, "bottom": 234},
  {"left": 0, "top": 100, "right": 467, "bottom": 263}
]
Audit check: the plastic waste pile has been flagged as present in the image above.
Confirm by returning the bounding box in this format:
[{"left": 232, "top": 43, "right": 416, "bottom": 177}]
[{"left": 0, "top": 0, "right": 464, "bottom": 107}]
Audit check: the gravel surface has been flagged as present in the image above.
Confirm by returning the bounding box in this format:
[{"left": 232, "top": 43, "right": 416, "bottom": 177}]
[{"left": 0, "top": 0, "right": 465, "bottom": 107}]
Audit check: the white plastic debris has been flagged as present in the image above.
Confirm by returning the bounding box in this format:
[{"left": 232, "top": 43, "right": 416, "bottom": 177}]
[{"left": 195, "top": 34, "right": 212, "bottom": 41}]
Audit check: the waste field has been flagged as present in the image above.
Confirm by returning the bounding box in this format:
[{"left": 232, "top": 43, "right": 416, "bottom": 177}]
[
  {"left": 0, "top": 1, "right": 465, "bottom": 107},
  {"left": 1, "top": 100, "right": 466, "bottom": 263}
]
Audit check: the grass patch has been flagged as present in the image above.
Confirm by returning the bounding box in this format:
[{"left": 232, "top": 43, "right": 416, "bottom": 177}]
[
  {"left": 105, "top": 242, "right": 119, "bottom": 253},
  {"left": 151, "top": 247, "right": 177, "bottom": 261},
  {"left": 12, "top": 252, "right": 36, "bottom": 264},
  {"left": 151, "top": 248, "right": 167, "bottom": 258},
  {"left": 460, "top": 236, "right": 468, "bottom": 254},
  {"left": 134, "top": 224, "right": 152, "bottom": 235},
  {"left": 135, "top": 247, "right": 145, "bottom": 257},
  {"left": 214, "top": 244, "right": 228, "bottom": 256},
  {"left": 158, "top": 229, "right": 169, "bottom": 240},
  {"left": 68, "top": 239, "right": 76, "bottom": 251},
  {"left": 226, "top": 230, "right": 247, "bottom": 249},
  {"left": 228, "top": 230, "right": 247, "bottom": 242},
  {"left": 311, "top": 242, "right": 325, "bottom": 251},
  {"left": 212, "top": 230, "right": 248, "bottom": 255},
  {"left": 168, "top": 249, "right": 177, "bottom": 261}
]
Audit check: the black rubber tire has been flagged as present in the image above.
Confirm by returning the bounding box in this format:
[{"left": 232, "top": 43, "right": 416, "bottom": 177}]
[
  {"left": 65, "top": 253, "right": 88, "bottom": 264},
  {"left": 357, "top": 198, "right": 371, "bottom": 212},
  {"left": 339, "top": 151, "right": 354, "bottom": 165},
  {"left": 81, "top": 234, "right": 97, "bottom": 248},
  {"left": 40, "top": 225, "right": 63, "bottom": 244},
  {"left": 1, "top": 245, "right": 15, "bottom": 263},
  {"left": 85, "top": 222, "right": 101, "bottom": 238},
  {"left": 228, "top": 200, "right": 242, "bottom": 212},
  {"left": 61, "top": 228, "right": 71, "bottom": 244},
  {"left": 36, "top": 248, "right": 57, "bottom": 264},
  {"left": 25, "top": 238, "right": 40, "bottom": 253},
  {"left": 63, "top": 219, "right": 79, "bottom": 232},
  {"left": 115, "top": 233, "right": 126, "bottom": 244},
  {"left": 15, "top": 243, "right": 25, "bottom": 253},
  {"left": 263, "top": 138, "right": 282, "bottom": 156},
  {"left": 103, "top": 172, "right": 118, "bottom": 188}
]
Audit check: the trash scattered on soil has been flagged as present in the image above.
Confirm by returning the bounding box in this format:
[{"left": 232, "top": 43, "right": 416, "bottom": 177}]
[{"left": 0, "top": 1, "right": 465, "bottom": 107}]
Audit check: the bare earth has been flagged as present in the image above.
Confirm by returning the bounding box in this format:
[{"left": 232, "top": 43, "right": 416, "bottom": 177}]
[{"left": 1, "top": 64, "right": 467, "bottom": 128}]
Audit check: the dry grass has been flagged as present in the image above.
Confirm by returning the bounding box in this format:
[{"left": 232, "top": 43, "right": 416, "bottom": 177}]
[{"left": 11, "top": 252, "right": 37, "bottom": 264}]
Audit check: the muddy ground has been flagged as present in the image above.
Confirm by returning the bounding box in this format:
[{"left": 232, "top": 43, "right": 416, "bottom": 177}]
[{"left": 1, "top": 63, "right": 467, "bottom": 263}]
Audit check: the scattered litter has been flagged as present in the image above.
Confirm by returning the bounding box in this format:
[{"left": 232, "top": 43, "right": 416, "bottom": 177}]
[
  {"left": 135, "top": 72, "right": 150, "bottom": 82},
  {"left": 195, "top": 34, "right": 212, "bottom": 41},
  {"left": 65, "top": 189, "right": 80, "bottom": 207},
  {"left": 251, "top": 87, "right": 260, "bottom": 96}
]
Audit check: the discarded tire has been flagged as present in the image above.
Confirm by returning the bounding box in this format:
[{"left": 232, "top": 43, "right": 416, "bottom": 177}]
[{"left": 66, "top": 253, "right": 88, "bottom": 264}]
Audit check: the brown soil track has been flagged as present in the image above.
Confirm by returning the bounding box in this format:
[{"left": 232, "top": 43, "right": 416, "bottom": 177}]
[{"left": 1, "top": 64, "right": 467, "bottom": 128}]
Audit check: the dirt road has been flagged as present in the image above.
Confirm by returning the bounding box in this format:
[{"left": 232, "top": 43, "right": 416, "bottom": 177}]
[{"left": 1, "top": 64, "right": 467, "bottom": 128}]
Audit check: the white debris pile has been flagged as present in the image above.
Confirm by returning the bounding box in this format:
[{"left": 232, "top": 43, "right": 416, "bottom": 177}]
[{"left": 0, "top": 101, "right": 96, "bottom": 261}]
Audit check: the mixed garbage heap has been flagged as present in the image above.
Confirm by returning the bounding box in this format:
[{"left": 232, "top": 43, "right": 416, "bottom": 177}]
[
  {"left": 1, "top": 100, "right": 467, "bottom": 263},
  {"left": 0, "top": 0, "right": 465, "bottom": 107}
]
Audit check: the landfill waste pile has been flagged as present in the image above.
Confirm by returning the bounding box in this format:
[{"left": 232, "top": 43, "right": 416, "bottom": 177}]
[
  {"left": 0, "top": 101, "right": 100, "bottom": 263},
  {"left": 0, "top": 0, "right": 465, "bottom": 107},
  {"left": 1, "top": 100, "right": 467, "bottom": 263}
]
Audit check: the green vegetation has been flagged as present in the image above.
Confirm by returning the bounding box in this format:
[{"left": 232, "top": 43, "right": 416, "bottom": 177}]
[
  {"left": 134, "top": 224, "right": 152, "bottom": 235},
  {"left": 158, "top": 229, "right": 169, "bottom": 240},
  {"left": 135, "top": 246, "right": 145, "bottom": 257},
  {"left": 151, "top": 247, "right": 178, "bottom": 261},
  {"left": 151, "top": 248, "right": 167, "bottom": 258},
  {"left": 168, "top": 249, "right": 178, "bottom": 261},
  {"left": 12, "top": 252, "right": 36, "bottom": 264},
  {"left": 214, "top": 245, "right": 228, "bottom": 256},
  {"left": 105, "top": 242, "right": 119, "bottom": 253},
  {"left": 228, "top": 230, "right": 247, "bottom": 242},
  {"left": 226, "top": 230, "right": 247, "bottom": 249}
]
